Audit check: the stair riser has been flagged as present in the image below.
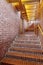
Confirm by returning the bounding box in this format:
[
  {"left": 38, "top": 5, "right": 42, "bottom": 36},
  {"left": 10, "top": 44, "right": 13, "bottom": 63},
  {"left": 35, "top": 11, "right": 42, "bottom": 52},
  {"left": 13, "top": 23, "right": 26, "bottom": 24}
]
[
  {"left": 9, "top": 49, "right": 43, "bottom": 55},
  {"left": 13, "top": 41, "right": 40, "bottom": 44},
  {"left": 6, "top": 55, "right": 43, "bottom": 63},
  {"left": 12, "top": 45, "right": 41, "bottom": 49}
]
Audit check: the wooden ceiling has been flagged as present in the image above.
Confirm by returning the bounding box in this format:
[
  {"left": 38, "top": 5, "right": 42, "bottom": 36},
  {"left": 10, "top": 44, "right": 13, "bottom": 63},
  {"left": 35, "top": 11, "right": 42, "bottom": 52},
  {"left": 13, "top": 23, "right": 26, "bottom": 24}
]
[
  {"left": 6, "top": 0, "right": 40, "bottom": 21},
  {"left": 6, "top": 0, "right": 40, "bottom": 3}
]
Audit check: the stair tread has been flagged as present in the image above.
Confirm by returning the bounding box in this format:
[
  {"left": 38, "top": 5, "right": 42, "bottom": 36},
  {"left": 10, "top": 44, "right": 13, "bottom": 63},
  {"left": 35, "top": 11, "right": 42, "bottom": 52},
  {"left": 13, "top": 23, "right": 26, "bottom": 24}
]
[
  {"left": 15, "top": 37, "right": 38, "bottom": 40},
  {"left": 1, "top": 57, "right": 43, "bottom": 65},
  {"left": 13, "top": 42, "right": 40, "bottom": 45},
  {"left": 12, "top": 44, "right": 41, "bottom": 49},
  {"left": 11, "top": 46, "right": 41, "bottom": 50},
  {"left": 15, "top": 39, "right": 39, "bottom": 41},
  {"left": 15, "top": 35, "right": 39, "bottom": 41},
  {"left": 15, "top": 40, "right": 40, "bottom": 43},
  {"left": 13, "top": 41, "right": 40, "bottom": 44},
  {"left": 6, "top": 51, "right": 43, "bottom": 60},
  {"left": 13, "top": 43, "right": 40, "bottom": 46},
  {"left": 12, "top": 45, "right": 41, "bottom": 49},
  {"left": 10, "top": 47, "right": 43, "bottom": 53}
]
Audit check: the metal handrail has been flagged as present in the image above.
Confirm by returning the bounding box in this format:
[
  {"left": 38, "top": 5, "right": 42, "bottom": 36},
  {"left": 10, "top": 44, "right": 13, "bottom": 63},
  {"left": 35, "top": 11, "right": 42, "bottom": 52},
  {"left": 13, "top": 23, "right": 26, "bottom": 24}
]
[{"left": 38, "top": 24, "right": 43, "bottom": 35}]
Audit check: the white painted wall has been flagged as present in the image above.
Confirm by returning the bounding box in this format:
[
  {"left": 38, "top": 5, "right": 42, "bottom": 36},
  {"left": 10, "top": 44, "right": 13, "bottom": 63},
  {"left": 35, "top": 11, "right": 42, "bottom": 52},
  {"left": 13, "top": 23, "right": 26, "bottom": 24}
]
[{"left": 23, "top": 19, "right": 28, "bottom": 30}]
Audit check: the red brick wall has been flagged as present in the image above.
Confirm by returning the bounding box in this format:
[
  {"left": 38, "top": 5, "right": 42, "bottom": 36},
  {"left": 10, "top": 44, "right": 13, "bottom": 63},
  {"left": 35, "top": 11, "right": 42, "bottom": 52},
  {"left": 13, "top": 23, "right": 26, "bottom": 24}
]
[{"left": 0, "top": 0, "right": 21, "bottom": 60}]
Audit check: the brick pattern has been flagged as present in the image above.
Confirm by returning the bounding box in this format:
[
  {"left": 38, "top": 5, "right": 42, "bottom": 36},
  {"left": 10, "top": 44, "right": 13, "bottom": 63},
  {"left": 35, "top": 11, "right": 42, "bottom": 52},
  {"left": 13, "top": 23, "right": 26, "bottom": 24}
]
[{"left": 0, "top": 0, "right": 21, "bottom": 60}]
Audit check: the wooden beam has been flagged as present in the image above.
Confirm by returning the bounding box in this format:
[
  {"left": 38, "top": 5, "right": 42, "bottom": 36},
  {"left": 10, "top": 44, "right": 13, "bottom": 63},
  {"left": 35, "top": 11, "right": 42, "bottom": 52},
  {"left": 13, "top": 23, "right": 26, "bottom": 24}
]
[{"left": 6, "top": 0, "right": 20, "bottom": 3}]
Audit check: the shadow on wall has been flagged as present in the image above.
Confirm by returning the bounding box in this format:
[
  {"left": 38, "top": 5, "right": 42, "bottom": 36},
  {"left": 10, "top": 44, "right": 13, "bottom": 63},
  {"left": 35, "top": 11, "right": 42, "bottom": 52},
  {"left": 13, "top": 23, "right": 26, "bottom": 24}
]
[{"left": 0, "top": 0, "right": 21, "bottom": 60}]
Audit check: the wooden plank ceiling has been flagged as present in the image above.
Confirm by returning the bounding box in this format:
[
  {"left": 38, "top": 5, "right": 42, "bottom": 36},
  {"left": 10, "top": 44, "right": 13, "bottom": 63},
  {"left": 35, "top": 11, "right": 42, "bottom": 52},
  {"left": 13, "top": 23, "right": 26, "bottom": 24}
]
[{"left": 6, "top": 0, "right": 40, "bottom": 21}]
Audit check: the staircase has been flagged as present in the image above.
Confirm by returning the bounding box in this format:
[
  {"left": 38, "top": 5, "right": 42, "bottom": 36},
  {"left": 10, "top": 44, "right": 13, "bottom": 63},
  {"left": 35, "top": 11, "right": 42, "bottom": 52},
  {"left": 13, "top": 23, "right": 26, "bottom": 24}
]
[{"left": 0, "top": 32, "right": 43, "bottom": 65}]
